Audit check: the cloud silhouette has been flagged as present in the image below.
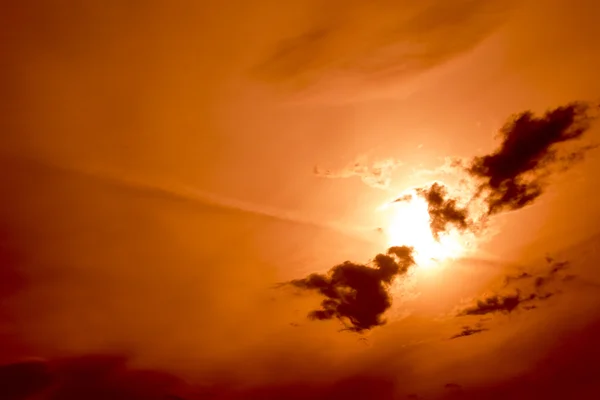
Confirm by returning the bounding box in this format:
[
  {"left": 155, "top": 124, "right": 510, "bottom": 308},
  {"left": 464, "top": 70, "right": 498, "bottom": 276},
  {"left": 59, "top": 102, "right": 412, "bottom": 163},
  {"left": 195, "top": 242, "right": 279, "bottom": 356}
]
[
  {"left": 459, "top": 257, "right": 574, "bottom": 317},
  {"left": 287, "top": 246, "right": 415, "bottom": 332},
  {"left": 450, "top": 325, "right": 489, "bottom": 340},
  {"left": 304, "top": 101, "right": 596, "bottom": 333},
  {"left": 464, "top": 102, "right": 598, "bottom": 215},
  {"left": 502, "top": 272, "right": 533, "bottom": 287},
  {"left": 534, "top": 259, "right": 571, "bottom": 291},
  {"left": 458, "top": 291, "right": 537, "bottom": 316},
  {"left": 392, "top": 182, "right": 472, "bottom": 240},
  {"left": 415, "top": 182, "right": 471, "bottom": 239}
]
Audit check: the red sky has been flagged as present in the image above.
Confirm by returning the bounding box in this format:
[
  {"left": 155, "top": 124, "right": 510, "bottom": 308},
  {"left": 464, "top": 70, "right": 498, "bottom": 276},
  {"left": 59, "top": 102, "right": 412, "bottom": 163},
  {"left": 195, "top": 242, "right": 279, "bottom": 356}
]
[{"left": 2, "top": 1, "right": 600, "bottom": 399}]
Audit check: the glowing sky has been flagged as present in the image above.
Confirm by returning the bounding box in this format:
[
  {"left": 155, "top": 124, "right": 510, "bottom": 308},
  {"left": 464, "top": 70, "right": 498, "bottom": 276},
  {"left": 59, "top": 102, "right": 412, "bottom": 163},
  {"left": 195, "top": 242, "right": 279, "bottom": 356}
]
[{"left": 2, "top": 1, "right": 600, "bottom": 399}]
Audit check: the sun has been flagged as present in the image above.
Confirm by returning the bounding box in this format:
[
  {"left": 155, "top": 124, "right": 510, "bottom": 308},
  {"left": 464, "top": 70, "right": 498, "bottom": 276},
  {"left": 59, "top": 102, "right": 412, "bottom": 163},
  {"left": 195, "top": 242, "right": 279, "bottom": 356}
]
[{"left": 381, "top": 193, "right": 466, "bottom": 268}]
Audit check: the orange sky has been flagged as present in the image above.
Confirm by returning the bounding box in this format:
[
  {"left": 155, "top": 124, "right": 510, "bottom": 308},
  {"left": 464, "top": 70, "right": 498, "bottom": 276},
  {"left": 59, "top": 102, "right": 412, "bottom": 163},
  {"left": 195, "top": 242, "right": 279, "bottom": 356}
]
[{"left": 2, "top": 1, "right": 600, "bottom": 399}]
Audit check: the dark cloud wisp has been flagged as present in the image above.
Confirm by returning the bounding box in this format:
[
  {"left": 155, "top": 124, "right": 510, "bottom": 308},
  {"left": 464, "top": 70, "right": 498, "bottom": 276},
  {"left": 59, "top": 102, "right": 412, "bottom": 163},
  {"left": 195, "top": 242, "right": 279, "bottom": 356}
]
[
  {"left": 465, "top": 102, "right": 598, "bottom": 215},
  {"left": 415, "top": 182, "right": 471, "bottom": 239},
  {"left": 458, "top": 291, "right": 537, "bottom": 316},
  {"left": 0, "top": 355, "right": 196, "bottom": 400},
  {"left": 458, "top": 257, "right": 574, "bottom": 317},
  {"left": 392, "top": 182, "right": 472, "bottom": 240},
  {"left": 287, "top": 246, "right": 415, "bottom": 332},
  {"left": 450, "top": 325, "right": 489, "bottom": 340}
]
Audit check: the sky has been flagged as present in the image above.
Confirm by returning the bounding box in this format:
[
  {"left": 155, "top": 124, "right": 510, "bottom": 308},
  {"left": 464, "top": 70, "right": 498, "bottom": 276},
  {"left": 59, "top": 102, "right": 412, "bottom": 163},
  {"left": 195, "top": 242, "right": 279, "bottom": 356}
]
[{"left": 2, "top": 0, "right": 600, "bottom": 399}]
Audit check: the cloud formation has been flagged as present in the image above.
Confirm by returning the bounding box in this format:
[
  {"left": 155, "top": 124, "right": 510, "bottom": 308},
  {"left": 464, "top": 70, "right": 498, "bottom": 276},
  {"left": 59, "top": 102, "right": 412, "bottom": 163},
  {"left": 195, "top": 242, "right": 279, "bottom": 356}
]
[
  {"left": 314, "top": 158, "right": 402, "bottom": 189},
  {"left": 302, "top": 101, "right": 596, "bottom": 333},
  {"left": 502, "top": 272, "right": 533, "bottom": 287},
  {"left": 458, "top": 257, "right": 574, "bottom": 317},
  {"left": 444, "top": 383, "right": 463, "bottom": 390},
  {"left": 387, "top": 102, "right": 599, "bottom": 243},
  {"left": 0, "top": 354, "right": 403, "bottom": 400},
  {"left": 392, "top": 182, "right": 473, "bottom": 240},
  {"left": 415, "top": 183, "right": 471, "bottom": 239},
  {"left": 0, "top": 356, "right": 195, "bottom": 400},
  {"left": 287, "top": 246, "right": 415, "bottom": 332},
  {"left": 465, "top": 102, "right": 598, "bottom": 215},
  {"left": 458, "top": 291, "right": 537, "bottom": 316},
  {"left": 254, "top": 0, "right": 514, "bottom": 93},
  {"left": 450, "top": 325, "right": 489, "bottom": 340}
]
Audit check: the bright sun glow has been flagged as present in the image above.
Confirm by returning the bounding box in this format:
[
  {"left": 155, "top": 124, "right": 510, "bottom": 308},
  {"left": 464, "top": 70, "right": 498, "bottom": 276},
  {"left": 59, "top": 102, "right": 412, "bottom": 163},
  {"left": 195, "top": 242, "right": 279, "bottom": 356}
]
[{"left": 383, "top": 195, "right": 466, "bottom": 268}]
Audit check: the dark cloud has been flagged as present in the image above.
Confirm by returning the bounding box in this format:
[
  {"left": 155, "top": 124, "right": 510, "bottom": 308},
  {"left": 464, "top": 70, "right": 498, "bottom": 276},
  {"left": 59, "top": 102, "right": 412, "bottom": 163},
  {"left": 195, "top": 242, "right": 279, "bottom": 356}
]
[
  {"left": 503, "top": 272, "right": 533, "bottom": 287},
  {"left": 393, "top": 194, "right": 414, "bottom": 204},
  {"left": 390, "top": 182, "right": 472, "bottom": 240},
  {"left": 534, "top": 259, "right": 570, "bottom": 290},
  {"left": 0, "top": 355, "right": 399, "bottom": 400},
  {"left": 415, "top": 183, "right": 471, "bottom": 239},
  {"left": 465, "top": 102, "right": 598, "bottom": 215},
  {"left": 383, "top": 102, "right": 598, "bottom": 246},
  {"left": 0, "top": 359, "right": 52, "bottom": 400},
  {"left": 286, "top": 246, "right": 415, "bottom": 332},
  {"left": 458, "top": 291, "right": 537, "bottom": 316},
  {"left": 449, "top": 325, "right": 489, "bottom": 340},
  {"left": 438, "top": 316, "right": 600, "bottom": 399},
  {"left": 459, "top": 257, "right": 574, "bottom": 317},
  {"left": 228, "top": 375, "right": 397, "bottom": 400},
  {"left": 0, "top": 355, "right": 196, "bottom": 400},
  {"left": 444, "top": 383, "right": 463, "bottom": 390}
]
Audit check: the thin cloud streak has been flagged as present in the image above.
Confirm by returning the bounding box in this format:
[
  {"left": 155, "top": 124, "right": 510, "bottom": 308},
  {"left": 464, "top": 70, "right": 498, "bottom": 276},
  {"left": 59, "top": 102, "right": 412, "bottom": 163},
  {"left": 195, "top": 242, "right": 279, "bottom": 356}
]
[{"left": 3, "top": 155, "right": 375, "bottom": 246}]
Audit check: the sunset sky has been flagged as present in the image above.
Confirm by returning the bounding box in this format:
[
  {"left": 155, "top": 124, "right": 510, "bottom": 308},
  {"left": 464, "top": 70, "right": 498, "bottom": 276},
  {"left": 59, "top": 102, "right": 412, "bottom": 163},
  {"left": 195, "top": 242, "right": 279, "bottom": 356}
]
[{"left": 2, "top": 1, "right": 600, "bottom": 399}]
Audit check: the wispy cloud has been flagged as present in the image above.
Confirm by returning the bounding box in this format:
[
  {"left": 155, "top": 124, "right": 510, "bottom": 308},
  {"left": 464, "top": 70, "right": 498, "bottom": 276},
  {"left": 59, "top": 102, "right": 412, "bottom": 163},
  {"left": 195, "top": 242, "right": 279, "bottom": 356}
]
[
  {"left": 253, "top": 0, "right": 516, "bottom": 94},
  {"left": 314, "top": 158, "right": 402, "bottom": 189},
  {"left": 450, "top": 325, "right": 489, "bottom": 340},
  {"left": 457, "top": 257, "right": 575, "bottom": 318}
]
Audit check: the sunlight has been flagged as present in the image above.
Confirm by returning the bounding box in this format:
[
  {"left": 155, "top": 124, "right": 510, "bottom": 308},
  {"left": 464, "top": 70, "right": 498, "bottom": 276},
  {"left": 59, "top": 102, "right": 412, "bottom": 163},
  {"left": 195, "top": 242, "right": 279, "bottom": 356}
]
[{"left": 382, "top": 194, "right": 465, "bottom": 268}]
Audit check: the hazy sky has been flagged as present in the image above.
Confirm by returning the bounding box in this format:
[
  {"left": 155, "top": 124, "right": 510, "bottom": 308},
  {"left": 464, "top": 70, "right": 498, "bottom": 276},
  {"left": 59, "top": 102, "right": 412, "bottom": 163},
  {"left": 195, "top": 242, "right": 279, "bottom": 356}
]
[{"left": 2, "top": 1, "right": 600, "bottom": 399}]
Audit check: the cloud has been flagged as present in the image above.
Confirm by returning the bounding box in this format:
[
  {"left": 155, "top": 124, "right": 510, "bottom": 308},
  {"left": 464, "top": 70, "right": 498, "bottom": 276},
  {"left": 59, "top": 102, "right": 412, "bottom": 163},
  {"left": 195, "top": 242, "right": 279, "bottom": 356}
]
[
  {"left": 458, "top": 257, "right": 575, "bottom": 317},
  {"left": 0, "top": 355, "right": 400, "bottom": 400},
  {"left": 0, "top": 359, "right": 52, "bottom": 400},
  {"left": 392, "top": 193, "right": 414, "bottom": 204},
  {"left": 458, "top": 291, "right": 536, "bottom": 316},
  {"left": 502, "top": 272, "right": 533, "bottom": 287},
  {"left": 314, "top": 158, "right": 402, "bottom": 189},
  {"left": 391, "top": 182, "right": 474, "bottom": 240},
  {"left": 391, "top": 102, "right": 599, "bottom": 243},
  {"left": 437, "top": 315, "right": 600, "bottom": 399},
  {"left": 304, "top": 101, "right": 596, "bottom": 335},
  {"left": 285, "top": 246, "right": 415, "bottom": 332},
  {"left": 415, "top": 182, "right": 471, "bottom": 239},
  {"left": 0, "top": 355, "right": 195, "bottom": 400},
  {"left": 464, "top": 102, "right": 599, "bottom": 215},
  {"left": 253, "top": 0, "right": 515, "bottom": 94},
  {"left": 449, "top": 325, "right": 489, "bottom": 340},
  {"left": 534, "top": 259, "right": 570, "bottom": 291},
  {"left": 444, "top": 383, "right": 463, "bottom": 390}
]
